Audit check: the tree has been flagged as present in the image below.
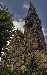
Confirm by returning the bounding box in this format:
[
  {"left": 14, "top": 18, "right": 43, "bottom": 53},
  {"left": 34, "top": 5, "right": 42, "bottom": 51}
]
[
  {"left": 27, "top": 55, "right": 42, "bottom": 75},
  {"left": 0, "top": 4, "right": 14, "bottom": 57},
  {"left": 0, "top": 67, "right": 11, "bottom": 75}
]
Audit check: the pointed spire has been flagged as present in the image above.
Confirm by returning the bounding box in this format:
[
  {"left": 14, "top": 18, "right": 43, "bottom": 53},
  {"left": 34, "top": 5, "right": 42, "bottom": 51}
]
[
  {"left": 28, "top": 1, "right": 35, "bottom": 10},
  {"left": 25, "top": 1, "right": 35, "bottom": 20},
  {"left": 30, "top": 1, "right": 33, "bottom": 8},
  {"left": 30, "top": 1, "right": 31, "bottom": 5},
  {"left": 26, "top": 1, "right": 35, "bottom": 17}
]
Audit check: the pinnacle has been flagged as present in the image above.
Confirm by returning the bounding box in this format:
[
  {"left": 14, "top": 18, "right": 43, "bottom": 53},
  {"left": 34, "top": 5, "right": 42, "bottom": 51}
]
[
  {"left": 26, "top": 1, "right": 36, "bottom": 18},
  {"left": 30, "top": 1, "right": 33, "bottom": 7},
  {"left": 29, "top": 1, "right": 35, "bottom": 10}
]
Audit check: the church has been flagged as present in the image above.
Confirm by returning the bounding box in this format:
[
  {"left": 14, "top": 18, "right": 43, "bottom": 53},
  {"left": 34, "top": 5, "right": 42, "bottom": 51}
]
[{"left": 0, "top": 1, "right": 47, "bottom": 74}]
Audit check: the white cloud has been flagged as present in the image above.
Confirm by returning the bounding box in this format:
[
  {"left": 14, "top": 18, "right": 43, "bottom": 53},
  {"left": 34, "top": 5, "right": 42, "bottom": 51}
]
[
  {"left": 13, "top": 19, "right": 25, "bottom": 33},
  {"left": 42, "top": 26, "right": 47, "bottom": 37},
  {"left": 42, "top": 26, "right": 47, "bottom": 44},
  {"left": 23, "top": 2, "right": 29, "bottom": 10}
]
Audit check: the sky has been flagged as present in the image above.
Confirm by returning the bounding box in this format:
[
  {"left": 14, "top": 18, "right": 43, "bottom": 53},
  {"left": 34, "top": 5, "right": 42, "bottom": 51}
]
[{"left": 0, "top": 0, "right": 47, "bottom": 44}]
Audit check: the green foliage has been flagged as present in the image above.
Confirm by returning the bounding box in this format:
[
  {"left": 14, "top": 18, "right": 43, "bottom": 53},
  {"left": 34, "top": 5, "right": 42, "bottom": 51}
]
[
  {"left": 0, "top": 67, "right": 6, "bottom": 75},
  {"left": 0, "top": 67, "right": 11, "bottom": 75},
  {"left": 27, "top": 55, "right": 42, "bottom": 75},
  {"left": 0, "top": 56, "right": 43, "bottom": 75},
  {"left": 12, "top": 69, "right": 20, "bottom": 75},
  {"left": 0, "top": 4, "right": 15, "bottom": 55},
  {"left": 28, "top": 55, "right": 39, "bottom": 75},
  {"left": 11, "top": 56, "right": 42, "bottom": 75}
]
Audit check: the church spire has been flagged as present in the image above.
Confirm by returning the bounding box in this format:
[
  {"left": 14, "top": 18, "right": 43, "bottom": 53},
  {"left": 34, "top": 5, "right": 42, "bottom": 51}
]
[
  {"left": 30, "top": 1, "right": 32, "bottom": 6},
  {"left": 24, "top": 1, "right": 46, "bottom": 50},
  {"left": 25, "top": 1, "right": 36, "bottom": 26},
  {"left": 28, "top": 1, "right": 35, "bottom": 15},
  {"left": 25, "top": 1, "right": 41, "bottom": 27},
  {"left": 29, "top": 1, "right": 34, "bottom": 10}
]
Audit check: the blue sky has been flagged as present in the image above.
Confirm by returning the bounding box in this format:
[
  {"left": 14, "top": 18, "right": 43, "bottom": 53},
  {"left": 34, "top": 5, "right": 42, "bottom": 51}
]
[{"left": 0, "top": 0, "right": 47, "bottom": 43}]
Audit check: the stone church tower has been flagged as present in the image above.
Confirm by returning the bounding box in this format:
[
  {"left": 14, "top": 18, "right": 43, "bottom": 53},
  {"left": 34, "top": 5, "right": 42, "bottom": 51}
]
[{"left": 24, "top": 1, "right": 46, "bottom": 50}]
